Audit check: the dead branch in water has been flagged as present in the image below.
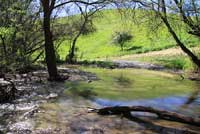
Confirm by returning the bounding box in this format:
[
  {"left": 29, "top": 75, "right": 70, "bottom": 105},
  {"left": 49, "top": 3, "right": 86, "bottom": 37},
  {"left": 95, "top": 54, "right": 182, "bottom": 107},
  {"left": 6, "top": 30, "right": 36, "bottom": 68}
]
[{"left": 90, "top": 106, "right": 200, "bottom": 127}]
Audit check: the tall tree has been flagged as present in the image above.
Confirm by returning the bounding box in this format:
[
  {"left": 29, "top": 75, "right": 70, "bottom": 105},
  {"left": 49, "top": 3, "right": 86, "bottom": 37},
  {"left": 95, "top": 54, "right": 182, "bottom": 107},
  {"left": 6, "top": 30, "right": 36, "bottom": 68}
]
[
  {"left": 40, "top": 0, "right": 109, "bottom": 80},
  {"left": 40, "top": 0, "right": 59, "bottom": 81}
]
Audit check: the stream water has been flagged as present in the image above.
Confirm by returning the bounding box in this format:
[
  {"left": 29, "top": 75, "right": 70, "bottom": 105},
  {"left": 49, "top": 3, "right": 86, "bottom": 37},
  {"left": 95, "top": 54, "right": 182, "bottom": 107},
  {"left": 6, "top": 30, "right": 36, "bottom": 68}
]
[{"left": 0, "top": 67, "right": 200, "bottom": 134}]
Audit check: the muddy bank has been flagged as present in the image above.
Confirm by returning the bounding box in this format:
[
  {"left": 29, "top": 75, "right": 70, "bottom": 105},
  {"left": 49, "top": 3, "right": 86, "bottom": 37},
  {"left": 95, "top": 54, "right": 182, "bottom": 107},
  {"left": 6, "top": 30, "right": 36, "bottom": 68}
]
[
  {"left": 77, "top": 60, "right": 183, "bottom": 73},
  {"left": 112, "top": 60, "right": 165, "bottom": 70}
]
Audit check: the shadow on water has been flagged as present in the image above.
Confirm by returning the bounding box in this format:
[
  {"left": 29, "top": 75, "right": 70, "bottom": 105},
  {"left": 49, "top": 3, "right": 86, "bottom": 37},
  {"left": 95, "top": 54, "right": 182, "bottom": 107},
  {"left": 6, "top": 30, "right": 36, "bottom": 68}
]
[
  {"left": 185, "top": 82, "right": 200, "bottom": 105},
  {"left": 123, "top": 113, "right": 199, "bottom": 134},
  {"left": 113, "top": 72, "right": 133, "bottom": 88}
]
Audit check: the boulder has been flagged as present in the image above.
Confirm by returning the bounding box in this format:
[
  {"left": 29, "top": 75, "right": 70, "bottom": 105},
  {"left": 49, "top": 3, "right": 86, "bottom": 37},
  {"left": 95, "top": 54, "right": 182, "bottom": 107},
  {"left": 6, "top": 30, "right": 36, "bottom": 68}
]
[{"left": 0, "top": 79, "right": 16, "bottom": 103}]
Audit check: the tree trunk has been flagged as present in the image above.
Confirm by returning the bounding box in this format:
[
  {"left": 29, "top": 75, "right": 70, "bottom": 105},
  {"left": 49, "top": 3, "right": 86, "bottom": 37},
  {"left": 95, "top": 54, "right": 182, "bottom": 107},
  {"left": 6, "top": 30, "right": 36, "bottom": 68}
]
[
  {"left": 67, "top": 38, "right": 77, "bottom": 64},
  {"left": 0, "top": 35, "right": 7, "bottom": 61},
  {"left": 157, "top": 0, "right": 200, "bottom": 68},
  {"left": 161, "top": 16, "right": 200, "bottom": 67},
  {"left": 0, "top": 35, "right": 8, "bottom": 65},
  {"left": 42, "top": 2, "right": 59, "bottom": 81},
  {"left": 66, "top": 16, "right": 88, "bottom": 64}
]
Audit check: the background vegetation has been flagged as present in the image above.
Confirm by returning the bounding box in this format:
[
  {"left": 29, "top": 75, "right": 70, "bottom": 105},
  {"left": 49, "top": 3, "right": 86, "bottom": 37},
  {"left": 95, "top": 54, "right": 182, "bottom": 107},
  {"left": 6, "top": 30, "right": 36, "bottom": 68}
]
[{"left": 57, "top": 10, "right": 199, "bottom": 61}]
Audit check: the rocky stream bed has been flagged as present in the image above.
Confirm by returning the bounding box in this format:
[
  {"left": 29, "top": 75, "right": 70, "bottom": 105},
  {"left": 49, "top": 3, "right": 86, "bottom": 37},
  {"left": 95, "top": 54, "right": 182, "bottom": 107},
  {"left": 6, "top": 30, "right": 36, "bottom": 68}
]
[{"left": 0, "top": 66, "right": 200, "bottom": 134}]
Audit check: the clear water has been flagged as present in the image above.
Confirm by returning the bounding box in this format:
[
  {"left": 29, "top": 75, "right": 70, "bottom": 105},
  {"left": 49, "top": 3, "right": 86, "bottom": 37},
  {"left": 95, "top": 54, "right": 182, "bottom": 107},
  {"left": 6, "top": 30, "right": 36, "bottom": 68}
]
[
  {"left": 34, "top": 68, "right": 200, "bottom": 133},
  {"left": 1, "top": 67, "right": 200, "bottom": 133}
]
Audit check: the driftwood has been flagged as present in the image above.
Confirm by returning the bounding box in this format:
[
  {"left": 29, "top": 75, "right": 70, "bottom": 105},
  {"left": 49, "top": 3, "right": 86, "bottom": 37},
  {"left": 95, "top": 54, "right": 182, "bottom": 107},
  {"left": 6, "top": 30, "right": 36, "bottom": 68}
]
[{"left": 94, "top": 106, "right": 200, "bottom": 127}]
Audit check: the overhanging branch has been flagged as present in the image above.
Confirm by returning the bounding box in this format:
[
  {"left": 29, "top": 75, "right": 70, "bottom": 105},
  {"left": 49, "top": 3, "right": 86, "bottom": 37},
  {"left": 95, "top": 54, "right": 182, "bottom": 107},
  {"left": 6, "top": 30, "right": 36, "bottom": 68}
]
[{"left": 53, "top": 0, "right": 108, "bottom": 9}]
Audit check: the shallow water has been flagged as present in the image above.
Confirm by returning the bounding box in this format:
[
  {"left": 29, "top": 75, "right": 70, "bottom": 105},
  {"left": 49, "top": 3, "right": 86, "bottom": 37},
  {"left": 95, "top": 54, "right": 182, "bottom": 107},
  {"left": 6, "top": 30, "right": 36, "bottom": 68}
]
[
  {"left": 65, "top": 67, "right": 199, "bottom": 100},
  {"left": 1, "top": 67, "right": 200, "bottom": 133},
  {"left": 94, "top": 96, "right": 200, "bottom": 117},
  {"left": 33, "top": 68, "right": 200, "bottom": 133}
]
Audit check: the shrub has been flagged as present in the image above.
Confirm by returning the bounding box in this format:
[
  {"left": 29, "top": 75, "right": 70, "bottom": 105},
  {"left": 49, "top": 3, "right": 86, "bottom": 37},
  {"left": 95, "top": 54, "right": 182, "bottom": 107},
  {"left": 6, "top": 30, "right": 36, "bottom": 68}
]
[{"left": 112, "top": 31, "right": 133, "bottom": 51}]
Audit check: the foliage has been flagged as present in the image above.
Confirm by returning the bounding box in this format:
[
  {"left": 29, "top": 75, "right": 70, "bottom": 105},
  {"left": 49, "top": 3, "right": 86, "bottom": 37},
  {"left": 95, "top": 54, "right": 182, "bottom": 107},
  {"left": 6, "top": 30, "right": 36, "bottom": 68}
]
[
  {"left": 57, "top": 10, "right": 199, "bottom": 61},
  {"left": 138, "top": 0, "right": 200, "bottom": 68},
  {"left": 0, "top": 0, "right": 42, "bottom": 71},
  {"left": 64, "top": 17, "right": 96, "bottom": 39},
  {"left": 0, "top": 27, "right": 14, "bottom": 38},
  {"left": 153, "top": 56, "right": 188, "bottom": 70},
  {"left": 112, "top": 30, "right": 133, "bottom": 50},
  {"left": 133, "top": 55, "right": 196, "bottom": 70}
]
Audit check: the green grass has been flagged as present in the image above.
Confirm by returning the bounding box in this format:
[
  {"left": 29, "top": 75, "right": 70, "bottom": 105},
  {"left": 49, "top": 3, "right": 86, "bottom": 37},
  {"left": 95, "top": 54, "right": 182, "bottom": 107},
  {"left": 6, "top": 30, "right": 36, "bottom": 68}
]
[
  {"left": 64, "top": 67, "right": 196, "bottom": 100},
  {"left": 57, "top": 9, "right": 199, "bottom": 61},
  {"left": 133, "top": 55, "right": 195, "bottom": 70},
  {"left": 153, "top": 57, "right": 192, "bottom": 70}
]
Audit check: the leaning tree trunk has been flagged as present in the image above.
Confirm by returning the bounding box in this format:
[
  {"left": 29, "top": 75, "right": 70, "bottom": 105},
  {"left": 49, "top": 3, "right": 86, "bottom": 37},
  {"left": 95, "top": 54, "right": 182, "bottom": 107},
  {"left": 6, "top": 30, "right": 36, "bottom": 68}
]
[
  {"left": 161, "top": 16, "right": 200, "bottom": 67},
  {"left": 66, "top": 17, "right": 88, "bottom": 64},
  {"left": 67, "top": 37, "right": 78, "bottom": 64},
  {"left": 157, "top": 1, "right": 200, "bottom": 68},
  {"left": 42, "top": 3, "right": 59, "bottom": 81}
]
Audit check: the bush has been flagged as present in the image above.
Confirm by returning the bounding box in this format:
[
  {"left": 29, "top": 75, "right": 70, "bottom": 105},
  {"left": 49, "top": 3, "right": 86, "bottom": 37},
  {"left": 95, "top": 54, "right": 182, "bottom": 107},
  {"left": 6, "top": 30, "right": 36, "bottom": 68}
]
[{"left": 112, "top": 31, "right": 133, "bottom": 51}]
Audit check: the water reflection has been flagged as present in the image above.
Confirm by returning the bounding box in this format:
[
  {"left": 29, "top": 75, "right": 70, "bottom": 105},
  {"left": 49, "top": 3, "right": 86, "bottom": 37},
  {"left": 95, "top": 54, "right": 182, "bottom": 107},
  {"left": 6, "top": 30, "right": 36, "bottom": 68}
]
[
  {"left": 185, "top": 82, "right": 200, "bottom": 105},
  {"left": 94, "top": 95, "right": 200, "bottom": 116}
]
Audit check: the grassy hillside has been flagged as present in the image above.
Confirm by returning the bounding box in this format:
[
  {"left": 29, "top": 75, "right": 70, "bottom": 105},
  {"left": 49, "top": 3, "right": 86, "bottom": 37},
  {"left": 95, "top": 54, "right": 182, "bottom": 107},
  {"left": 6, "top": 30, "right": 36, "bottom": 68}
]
[{"left": 57, "top": 9, "right": 199, "bottom": 61}]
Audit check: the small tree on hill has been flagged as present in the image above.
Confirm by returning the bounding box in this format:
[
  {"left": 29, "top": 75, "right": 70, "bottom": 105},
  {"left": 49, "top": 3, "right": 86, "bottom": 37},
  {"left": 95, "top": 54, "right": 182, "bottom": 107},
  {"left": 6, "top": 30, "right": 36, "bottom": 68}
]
[{"left": 112, "top": 31, "right": 133, "bottom": 51}]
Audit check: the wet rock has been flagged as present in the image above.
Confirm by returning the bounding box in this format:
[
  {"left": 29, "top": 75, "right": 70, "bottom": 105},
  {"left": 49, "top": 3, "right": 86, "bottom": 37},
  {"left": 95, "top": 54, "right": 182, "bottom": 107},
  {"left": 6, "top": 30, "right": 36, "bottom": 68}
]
[
  {"left": 8, "top": 121, "right": 33, "bottom": 134},
  {"left": 21, "top": 106, "right": 39, "bottom": 119},
  {"left": 0, "top": 103, "right": 38, "bottom": 112},
  {"left": 45, "top": 93, "right": 58, "bottom": 100},
  {"left": 34, "top": 128, "right": 61, "bottom": 134}
]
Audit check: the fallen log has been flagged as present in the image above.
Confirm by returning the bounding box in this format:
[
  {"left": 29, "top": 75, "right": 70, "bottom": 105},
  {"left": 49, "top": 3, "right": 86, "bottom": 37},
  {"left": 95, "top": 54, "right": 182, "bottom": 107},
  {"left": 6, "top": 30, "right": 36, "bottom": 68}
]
[{"left": 95, "top": 106, "right": 200, "bottom": 127}]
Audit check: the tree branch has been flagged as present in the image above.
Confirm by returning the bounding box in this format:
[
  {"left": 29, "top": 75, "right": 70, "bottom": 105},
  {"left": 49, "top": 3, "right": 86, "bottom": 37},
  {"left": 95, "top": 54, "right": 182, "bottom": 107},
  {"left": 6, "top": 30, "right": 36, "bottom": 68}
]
[{"left": 53, "top": 0, "right": 108, "bottom": 9}]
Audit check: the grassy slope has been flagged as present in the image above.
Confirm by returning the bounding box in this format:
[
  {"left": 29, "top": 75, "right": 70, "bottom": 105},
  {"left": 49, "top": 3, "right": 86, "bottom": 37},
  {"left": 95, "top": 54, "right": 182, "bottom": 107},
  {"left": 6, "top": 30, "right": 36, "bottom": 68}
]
[
  {"left": 109, "top": 47, "right": 200, "bottom": 70},
  {"left": 57, "top": 9, "right": 199, "bottom": 61}
]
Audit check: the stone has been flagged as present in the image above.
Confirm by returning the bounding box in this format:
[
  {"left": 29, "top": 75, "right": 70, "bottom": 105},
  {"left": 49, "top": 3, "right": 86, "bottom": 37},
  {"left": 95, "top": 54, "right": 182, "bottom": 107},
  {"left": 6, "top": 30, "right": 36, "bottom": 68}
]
[
  {"left": 45, "top": 93, "right": 58, "bottom": 99},
  {"left": 0, "top": 80, "right": 16, "bottom": 103}
]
